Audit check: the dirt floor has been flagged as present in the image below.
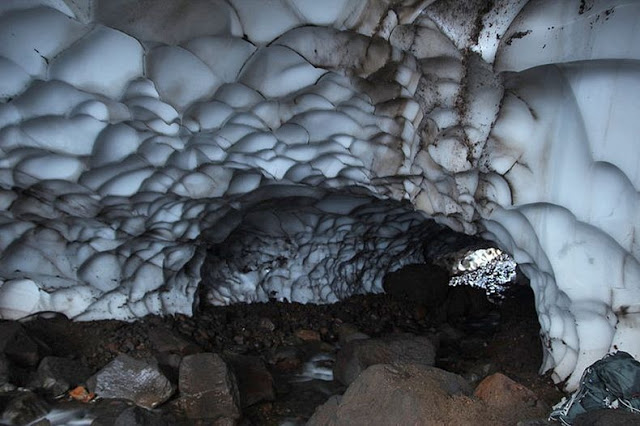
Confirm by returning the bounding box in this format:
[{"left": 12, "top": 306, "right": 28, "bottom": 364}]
[{"left": 15, "top": 284, "right": 564, "bottom": 425}]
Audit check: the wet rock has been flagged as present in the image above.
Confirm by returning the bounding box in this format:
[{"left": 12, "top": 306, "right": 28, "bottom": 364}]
[
  {"left": 1, "top": 391, "right": 50, "bottom": 426},
  {"left": 474, "top": 373, "right": 539, "bottom": 409},
  {"left": 0, "top": 322, "right": 40, "bottom": 367},
  {"left": 178, "top": 353, "right": 241, "bottom": 422},
  {"left": 334, "top": 334, "right": 436, "bottom": 385},
  {"left": 30, "top": 356, "right": 91, "bottom": 396},
  {"left": 308, "top": 364, "right": 478, "bottom": 426},
  {"left": 87, "top": 354, "right": 174, "bottom": 409},
  {"left": 224, "top": 353, "right": 275, "bottom": 408},
  {"left": 382, "top": 263, "right": 450, "bottom": 310},
  {"left": 574, "top": 409, "right": 640, "bottom": 425}
]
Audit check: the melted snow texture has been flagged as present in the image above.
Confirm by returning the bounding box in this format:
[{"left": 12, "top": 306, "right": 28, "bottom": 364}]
[{"left": 0, "top": 0, "right": 638, "bottom": 391}]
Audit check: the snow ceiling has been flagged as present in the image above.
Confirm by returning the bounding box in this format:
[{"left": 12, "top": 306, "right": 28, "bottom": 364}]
[{"left": 0, "top": 0, "right": 638, "bottom": 391}]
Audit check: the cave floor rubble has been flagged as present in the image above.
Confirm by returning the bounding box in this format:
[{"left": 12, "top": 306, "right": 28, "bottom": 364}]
[{"left": 0, "top": 285, "right": 566, "bottom": 425}]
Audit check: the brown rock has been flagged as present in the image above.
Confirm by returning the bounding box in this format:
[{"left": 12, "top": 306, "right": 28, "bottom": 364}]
[
  {"left": 308, "top": 363, "right": 487, "bottom": 426},
  {"left": 474, "top": 373, "right": 539, "bottom": 408},
  {"left": 334, "top": 334, "right": 436, "bottom": 385},
  {"left": 178, "top": 353, "right": 240, "bottom": 422},
  {"left": 295, "top": 329, "right": 321, "bottom": 342},
  {"left": 148, "top": 327, "right": 201, "bottom": 356}
]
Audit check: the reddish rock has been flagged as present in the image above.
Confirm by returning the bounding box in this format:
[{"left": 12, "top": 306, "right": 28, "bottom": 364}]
[{"left": 473, "top": 372, "right": 538, "bottom": 408}]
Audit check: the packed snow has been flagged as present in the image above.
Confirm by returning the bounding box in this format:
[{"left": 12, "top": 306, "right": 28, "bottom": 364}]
[{"left": 0, "top": 0, "right": 638, "bottom": 391}]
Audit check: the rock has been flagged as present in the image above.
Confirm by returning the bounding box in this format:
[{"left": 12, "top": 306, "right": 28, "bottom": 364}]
[
  {"left": 178, "top": 353, "right": 241, "bottom": 422},
  {"left": 271, "top": 347, "right": 302, "bottom": 372},
  {"left": 86, "top": 399, "right": 136, "bottom": 426},
  {"left": 30, "top": 356, "right": 91, "bottom": 396},
  {"left": 224, "top": 353, "right": 274, "bottom": 408},
  {"left": 149, "top": 326, "right": 201, "bottom": 384},
  {"left": 308, "top": 363, "right": 484, "bottom": 426},
  {"left": 474, "top": 373, "right": 539, "bottom": 409},
  {"left": 0, "top": 322, "right": 40, "bottom": 367},
  {"left": 87, "top": 354, "right": 174, "bottom": 409},
  {"left": 438, "top": 323, "right": 465, "bottom": 343},
  {"left": 463, "top": 362, "right": 496, "bottom": 386},
  {"left": 337, "top": 323, "right": 369, "bottom": 345},
  {"left": 148, "top": 327, "right": 201, "bottom": 356},
  {"left": 1, "top": 391, "right": 50, "bottom": 426},
  {"left": 574, "top": 409, "right": 640, "bottom": 425},
  {"left": 113, "top": 406, "right": 172, "bottom": 426},
  {"left": 334, "top": 334, "right": 436, "bottom": 385},
  {"left": 295, "top": 329, "right": 321, "bottom": 342},
  {"left": 0, "top": 354, "right": 11, "bottom": 387},
  {"left": 258, "top": 317, "right": 275, "bottom": 331},
  {"left": 382, "top": 263, "right": 450, "bottom": 310},
  {"left": 306, "top": 395, "right": 341, "bottom": 426}
]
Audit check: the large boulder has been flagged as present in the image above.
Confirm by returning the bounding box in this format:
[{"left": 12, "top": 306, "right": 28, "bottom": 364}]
[
  {"left": 87, "top": 354, "right": 174, "bottom": 409},
  {"left": 334, "top": 334, "right": 436, "bottom": 385},
  {"left": 308, "top": 363, "right": 488, "bottom": 426},
  {"left": 178, "top": 353, "right": 241, "bottom": 423}
]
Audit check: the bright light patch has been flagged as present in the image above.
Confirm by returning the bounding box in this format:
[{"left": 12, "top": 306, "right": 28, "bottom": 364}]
[{"left": 449, "top": 248, "right": 517, "bottom": 302}]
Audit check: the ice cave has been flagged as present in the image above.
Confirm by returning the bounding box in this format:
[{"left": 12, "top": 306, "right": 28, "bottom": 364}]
[{"left": 0, "top": 0, "right": 638, "bottom": 393}]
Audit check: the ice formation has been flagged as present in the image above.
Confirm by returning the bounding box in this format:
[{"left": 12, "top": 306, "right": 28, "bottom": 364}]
[{"left": 0, "top": 0, "right": 638, "bottom": 391}]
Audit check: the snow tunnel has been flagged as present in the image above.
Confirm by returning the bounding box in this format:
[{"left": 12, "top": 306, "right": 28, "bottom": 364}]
[{"left": 0, "top": 0, "right": 638, "bottom": 392}]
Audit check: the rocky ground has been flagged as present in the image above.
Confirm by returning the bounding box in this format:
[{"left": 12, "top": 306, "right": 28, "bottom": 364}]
[{"left": 0, "top": 281, "right": 570, "bottom": 425}]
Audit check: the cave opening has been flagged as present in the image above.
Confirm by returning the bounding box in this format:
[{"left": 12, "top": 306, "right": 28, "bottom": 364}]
[
  {"left": 177, "top": 188, "right": 552, "bottom": 424},
  {"left": 2, "top": 0, "right": 639, "bottom": 423}
]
